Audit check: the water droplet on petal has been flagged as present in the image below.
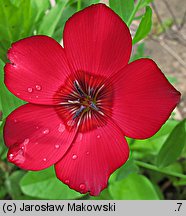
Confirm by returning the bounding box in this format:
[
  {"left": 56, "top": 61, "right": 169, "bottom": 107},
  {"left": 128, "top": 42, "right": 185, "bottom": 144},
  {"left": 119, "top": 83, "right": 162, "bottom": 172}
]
[
  {"left": 65, "top": 179, "right": 70, "bottom": 184},
  {"left": 79, "top": 184, "right": 85, "bottom": 190},
  {"left": 9, "top": 153, "right": 14, "bottom": 160},
  {"left": 76, "top": 133, "right": 83, "bottom": 142},
  {"left": 43, "top": 158, "right": 47, "bottom": 162},
  {"left": 55, "top": 144, "right": 60, "bottom": 149},
  {"left": 97, "top": 135, "right": 101, "bottom": 139},
  {"left": 36, "top": 126, "right": 39, "bottom": 129},
  {"left": 27, "top": 87, "right": 33, "bottom": 93},
  {"left": 36, "top": 95, "right": 39, "bottom": 98},
  {"left": 23, "top": 138, "right": 29, "bottom": 145},
  {"left": 17, "top": 93, "right": 20, "bottom": 96},
  {"left": 14, "top": 119, "right": 18, "bottom": 123},
  {"left": 58, "top": 123, "right": 65, "bottom": 133},
  {"left": 43, "top": 129, "right": 50, "bottom": 134},
  {"left": 86, "top": 151, "right": 90, "bottom": 155},
  {"left": 67, "top": 120, "right": 75, "bottom": 127},
  {"left": 72, "top": 154, "right": 78, "bottom": 160},
  {"left": 10, "top": 149, "right": 25, "bottom": 164},
  {"left": 35, "top": 85, "right": 42, "bottom": 91}
]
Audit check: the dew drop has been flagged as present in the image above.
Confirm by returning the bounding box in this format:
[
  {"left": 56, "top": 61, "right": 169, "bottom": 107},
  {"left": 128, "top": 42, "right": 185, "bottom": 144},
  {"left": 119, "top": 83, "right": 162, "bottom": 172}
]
[
  {"left": 55, "top": 144, "right": 60, "bottom": 149},
  {"left": 10, "top": 149, "right": 25, "bottom": 164},
  {"left": 36, "top": 126, "right": 39, "bottom": 129},
  {"left": 65, "top": 179, "right": 70, "bottom": 184},
  {"left": 67, "top": 120, "right": 75, "bottom": 127},
  {"left": 14, "top": 119, "right": 18, "bottom": 123},
  {"left": 43, "top": 158, "right": 47, "bottom": 162},
  {"left": 58, "top": 123, "right": 65, "bottom": 133},
  {"left": 35, "top": 85, "right": 42, "bottom": 91},
  {"left": 72, "top": 154, "right": 78, "bottom": 160},
  {"left": 43, "top": 129, "right": 50, "bottom": 134},
  {"left": 27, "top": 87, "right": 33, "bottom": 93},
  {"left": 16, "top": 93, "right": 20, "bottom": 96},
  {"left": 79, "top": 184, "right": 85, "bottom": 190},
  {"left": 23, "top": 138, "right": 29, "bottom": 145},
  {"left": 97, "top": 135, "right": 101, "bottom": 139},
  {"left": 36, "top": 95, "right": 39, "bottom": 98},
  {"left": 9, "top": 153, "right": 14, "bottom": 160},
  {"left": 86, "top": 151, "right": 90, "bottom": 155}
]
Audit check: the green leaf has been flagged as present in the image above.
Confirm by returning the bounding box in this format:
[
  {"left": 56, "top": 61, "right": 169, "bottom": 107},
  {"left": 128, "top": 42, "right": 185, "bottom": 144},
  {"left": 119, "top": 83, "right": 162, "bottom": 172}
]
[
  {"left": 109, "top": 0, "right": 134, "bottom": 23},
  {"left": 131, "top": 119, "right": 179, "bottom": 160},
  {"left": 5, "top": 170, "right": 25, "bottom": 199},
  {"left": 157, "top": 119, "right": 186, "bottom": 168},
  {"left": 0, "top": 187, "right": 7, "bottom": 199},
  {"left": 30, "top": 0, "right": 50, "bottom": 24},
  {"left": 90, "top": 188, "right": 113, "bottom": 200},
  {"left": 52, "top": 3, "right": 76, "bottom": 42},
  {"left": 0, "top": 120, "right": 7, "bottom": 159},
  {"left": 0, "top": 59, "right": 25, "bottom": 118},
  {"left": 135, "top": 160, "right": 186, "bottom": 179},
  {"left": 139, "top": 0, "right": 153, "bottom": 9},
  {"left": 116, "top": 156, "right": 139, "bottom": 181},
  {"left": 132, "top": 6, "right": 152, "bottom": 44},
  {"left": 20, "top": 167, "right": 83, "bottom": 200},
  {"left": 109, "top": 173, "right": 159, "bottom": 200},
  {"left": 37, "top": 0, "right": 69, "bottom": 37},
  {"left": 174, "top": 178, "right": 186, "bottom": 186},
  {"left": 0, "top": 0, "right": 39, "bottom": 62}
]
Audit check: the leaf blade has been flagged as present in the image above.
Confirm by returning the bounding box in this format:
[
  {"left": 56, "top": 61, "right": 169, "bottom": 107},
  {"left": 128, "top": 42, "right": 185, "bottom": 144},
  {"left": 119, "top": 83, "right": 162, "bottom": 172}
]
[
  {"left": 157, "top": 119, "right": 186, "bottom": 168},
  {"left": 132, "top": 6, "right": 152, "bottom": 44},
  {"left": 109, "top": 0, "right": 134, "bottom": 23},
  {"left": 20, "top": 167, "right": 83, "bottom": 200}
]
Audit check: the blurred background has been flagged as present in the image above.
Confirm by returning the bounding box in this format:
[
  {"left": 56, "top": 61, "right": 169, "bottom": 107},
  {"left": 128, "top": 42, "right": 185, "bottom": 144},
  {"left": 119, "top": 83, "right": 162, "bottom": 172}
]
[{"left": 0, "top": 0, "right": 186, "bottom": 200}]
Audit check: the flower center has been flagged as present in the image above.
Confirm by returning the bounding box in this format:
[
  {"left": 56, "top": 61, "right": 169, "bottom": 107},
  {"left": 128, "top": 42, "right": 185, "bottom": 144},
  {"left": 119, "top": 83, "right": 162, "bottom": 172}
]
[
  {"left": 55, "top": 72, "right": 113, "bottom": 132},
  {"left": 66, "top": 80, "right": 104, "bottom": 120}
]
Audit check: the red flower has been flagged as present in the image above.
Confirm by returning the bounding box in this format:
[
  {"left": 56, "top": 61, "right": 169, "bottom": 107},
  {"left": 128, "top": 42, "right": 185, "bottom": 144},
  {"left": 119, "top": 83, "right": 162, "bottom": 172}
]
[{"left": 4, "top": 4, "right": 180, "bottom": 196}]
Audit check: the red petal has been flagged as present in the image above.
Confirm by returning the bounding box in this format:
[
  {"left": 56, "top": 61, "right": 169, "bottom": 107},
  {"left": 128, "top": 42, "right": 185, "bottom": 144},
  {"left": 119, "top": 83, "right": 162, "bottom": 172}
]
[
  {"left": 4, "top": 35, "right": 71, "bottom": 105},
  {"left": 111, "top": 59, "right": 181, "bottom": 139},
  {"left": 4, "top": 104, "right": 77, "bottom": 170},
  {"left": 55, "top": 120, "right": 129, "bottom": 196},
  {"left": 63, "top": 4, "right": 132, "bottom": 76}
]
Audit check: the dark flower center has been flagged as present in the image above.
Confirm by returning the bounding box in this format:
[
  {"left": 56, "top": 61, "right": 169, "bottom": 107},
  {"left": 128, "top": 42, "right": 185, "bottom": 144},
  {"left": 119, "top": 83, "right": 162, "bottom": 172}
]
[
  {"left": 67, "top": 79, "right": 104, "bottom": 120},
  {"left": 55, "top": 72, "right": 113, "bottom": 132}
]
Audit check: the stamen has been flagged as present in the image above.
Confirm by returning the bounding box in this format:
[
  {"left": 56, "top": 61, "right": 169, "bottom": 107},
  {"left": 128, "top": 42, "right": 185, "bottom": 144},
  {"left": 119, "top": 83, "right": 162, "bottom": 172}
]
[
  {"left": 74, "top": 80, "right": 87, "bottom": 97},
  {"left": 88, "top": 87, "right": 94, "bottom": 96},
  {"left": 98, "top": 110, "right": 105, "bottom": 116},
  {"left": 68, "top": 100, "right": 80, "bottom": 104},
  {"left": 73, "top": 105, "right": 86, "bottom": 120},
  {"left": 94, "top": 84, "right": 105, "bottom": 99},
  {"left": 90, "top": 102, "right": 99, "bottom": 111}
]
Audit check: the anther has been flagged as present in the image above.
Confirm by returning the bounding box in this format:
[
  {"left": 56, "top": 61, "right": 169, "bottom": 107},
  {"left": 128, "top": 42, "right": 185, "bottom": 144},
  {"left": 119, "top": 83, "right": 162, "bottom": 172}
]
[
  {"left": 90, "top": 102, "right": 99, "bottom": 111},
  {"left": 73, "top": 105, "right": 86, "bottom": 120}
]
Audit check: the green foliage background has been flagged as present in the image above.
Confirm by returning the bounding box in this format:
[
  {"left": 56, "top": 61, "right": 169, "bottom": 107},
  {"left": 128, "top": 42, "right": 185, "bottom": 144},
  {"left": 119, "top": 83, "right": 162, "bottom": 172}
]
[{"left": 0, "top": 0, "right": 186, "bottom": 200}]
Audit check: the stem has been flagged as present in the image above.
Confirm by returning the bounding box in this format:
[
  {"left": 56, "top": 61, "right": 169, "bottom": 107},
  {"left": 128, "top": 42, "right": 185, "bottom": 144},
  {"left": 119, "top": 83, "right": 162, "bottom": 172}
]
[
  {"left": 135, "top": 160, "right": 186, "bottom": 179},
  {"left": 127, "top": 0, "right": 142, "bottom": 27},
  {"left": 77, "top": 0, "right": 81, "bottom": 11}
]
